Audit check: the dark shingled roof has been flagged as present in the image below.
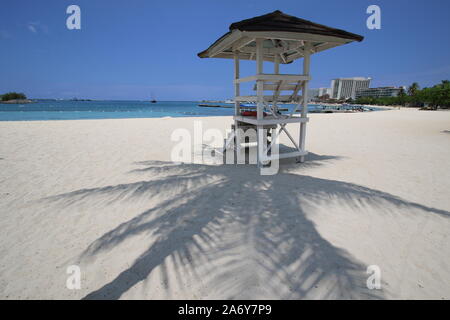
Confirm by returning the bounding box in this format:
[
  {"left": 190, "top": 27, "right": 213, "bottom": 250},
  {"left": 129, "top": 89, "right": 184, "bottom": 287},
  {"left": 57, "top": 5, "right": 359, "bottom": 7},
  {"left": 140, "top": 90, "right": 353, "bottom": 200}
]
[
  {"left": 197, "top": 10, "right": 363, "bottom": 62},
  {"left": 229, "top": 10, "right": 363, "bottom": 42}
]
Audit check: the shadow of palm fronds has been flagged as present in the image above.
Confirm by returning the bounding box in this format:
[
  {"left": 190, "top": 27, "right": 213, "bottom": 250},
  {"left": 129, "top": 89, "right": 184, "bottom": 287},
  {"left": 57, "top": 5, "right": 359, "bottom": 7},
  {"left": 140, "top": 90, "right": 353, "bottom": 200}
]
[{"left": 44, "top": 155, "right": 449, "bottom": 299}]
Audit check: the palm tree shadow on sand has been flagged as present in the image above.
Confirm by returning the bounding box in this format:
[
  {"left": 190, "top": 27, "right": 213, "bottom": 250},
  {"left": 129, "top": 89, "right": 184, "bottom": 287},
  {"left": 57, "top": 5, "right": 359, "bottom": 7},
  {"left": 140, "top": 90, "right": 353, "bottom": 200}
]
[{"left": 45, "top": 153, "right": 449, "bottom": 299}]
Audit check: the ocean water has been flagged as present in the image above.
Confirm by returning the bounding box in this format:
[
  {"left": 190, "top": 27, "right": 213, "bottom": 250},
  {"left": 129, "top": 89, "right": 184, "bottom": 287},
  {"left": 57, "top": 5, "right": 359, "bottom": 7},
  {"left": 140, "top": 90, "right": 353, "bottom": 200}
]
[{"left": 0, "top": 100, "right": 378, "bottom": 121}]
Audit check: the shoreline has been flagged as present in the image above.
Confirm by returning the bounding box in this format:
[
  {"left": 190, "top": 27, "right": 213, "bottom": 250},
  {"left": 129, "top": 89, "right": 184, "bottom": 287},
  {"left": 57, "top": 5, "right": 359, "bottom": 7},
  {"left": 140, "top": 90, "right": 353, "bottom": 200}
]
[
  {"left": 0, "top": 99, "right": 34, "bottom": 104},
  {"left": 0, "top": 102, "right": 392, "bottom": 122}
]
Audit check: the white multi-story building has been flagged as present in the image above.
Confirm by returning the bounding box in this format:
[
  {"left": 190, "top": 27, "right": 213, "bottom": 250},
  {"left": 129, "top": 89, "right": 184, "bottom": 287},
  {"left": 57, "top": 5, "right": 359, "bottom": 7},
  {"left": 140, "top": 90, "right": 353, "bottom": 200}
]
[
  {"left": 308, "top": 87, "right": 332, "bottom": 101},
  {"left": 331, "top": 77, "right": 371, "bottom": 100},
  {"left": 318, "top": 87, "right": 332, "bottom": 97},
  {"left": 355, "top": 86, "right": 405, "bottom": 99}
]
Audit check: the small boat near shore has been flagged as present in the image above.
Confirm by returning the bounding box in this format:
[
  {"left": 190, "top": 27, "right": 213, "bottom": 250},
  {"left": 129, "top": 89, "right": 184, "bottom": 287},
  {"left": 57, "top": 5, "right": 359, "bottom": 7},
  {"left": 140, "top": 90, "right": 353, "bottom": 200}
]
[{"left": 198, "top": 104, "right": 233, "bottom": 108}]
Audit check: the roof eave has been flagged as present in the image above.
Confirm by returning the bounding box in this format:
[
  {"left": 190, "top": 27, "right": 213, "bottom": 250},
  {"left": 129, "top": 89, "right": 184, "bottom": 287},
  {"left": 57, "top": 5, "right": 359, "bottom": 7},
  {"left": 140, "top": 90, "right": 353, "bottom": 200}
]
[{"left": 197, "top": 30, "right": 360, "bottom": 61}]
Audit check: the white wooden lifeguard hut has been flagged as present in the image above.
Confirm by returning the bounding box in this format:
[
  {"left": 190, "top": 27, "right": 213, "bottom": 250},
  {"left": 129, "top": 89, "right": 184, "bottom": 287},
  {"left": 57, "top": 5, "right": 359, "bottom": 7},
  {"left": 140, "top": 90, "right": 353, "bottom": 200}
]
[{"left": 198, "top": 10, "right": 363, "bottom": 166}]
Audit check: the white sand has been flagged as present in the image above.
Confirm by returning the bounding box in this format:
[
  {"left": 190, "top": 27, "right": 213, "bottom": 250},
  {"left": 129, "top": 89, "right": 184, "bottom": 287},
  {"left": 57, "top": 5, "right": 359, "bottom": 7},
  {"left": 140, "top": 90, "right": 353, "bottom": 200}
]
[{"left": 0, "top": 108, "right": 449, "bottom": 299}]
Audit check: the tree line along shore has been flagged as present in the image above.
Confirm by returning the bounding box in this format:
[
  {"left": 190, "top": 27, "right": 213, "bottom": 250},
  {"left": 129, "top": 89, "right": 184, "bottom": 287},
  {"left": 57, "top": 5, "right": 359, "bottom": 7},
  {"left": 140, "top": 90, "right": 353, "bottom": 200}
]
[
  {"left": 355, "top": 81, "right": 450, "bottom": 109},
  {"left": 0, "top": 92, "right": 33, "bottom": 104},
  {"left": 314, "top": 80, "right": 450, "bottom": 110}
]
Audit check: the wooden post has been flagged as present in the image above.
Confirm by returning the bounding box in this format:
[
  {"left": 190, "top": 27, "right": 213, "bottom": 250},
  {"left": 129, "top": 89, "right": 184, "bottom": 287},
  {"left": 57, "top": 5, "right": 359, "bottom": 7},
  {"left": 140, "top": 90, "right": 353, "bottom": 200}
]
[
  {"left": 234, "top": 52, "right": 240, "bottom": 116},
  {"left": 273, "top": 53, "right": 280, "bottom": 161},
  {"left": 256, "top": 39, "right": 264, "bottom": 167},
  {"left": 274, "top": 55, "right": 280, "bottom": 74},
  {"left": 299, "top": 42, "right": 311, "bottom": 163},
  {"left": 234, "top": 52, "right": 241, "bottom": 160},
  {"left": 273, "top": 54, "right": 280, "bottom": 114}
]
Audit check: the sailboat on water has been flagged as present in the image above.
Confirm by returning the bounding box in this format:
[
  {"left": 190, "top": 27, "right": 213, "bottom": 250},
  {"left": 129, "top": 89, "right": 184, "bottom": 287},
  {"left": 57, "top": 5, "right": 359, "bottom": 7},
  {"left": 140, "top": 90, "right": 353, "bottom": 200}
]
[{"left": 150, "top": 93, "right": 157, "bottom": 103}]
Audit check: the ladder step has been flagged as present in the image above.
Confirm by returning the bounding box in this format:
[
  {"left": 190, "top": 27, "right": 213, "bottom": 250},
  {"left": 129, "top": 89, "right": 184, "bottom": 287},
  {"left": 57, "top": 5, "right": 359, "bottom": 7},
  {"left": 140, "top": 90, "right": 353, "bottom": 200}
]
[
  {"left": 235, "top": 95, "right": 303, "bottom": 102},
  {"left": 252, "top": 83, "right": 302, "bottom": 91}
]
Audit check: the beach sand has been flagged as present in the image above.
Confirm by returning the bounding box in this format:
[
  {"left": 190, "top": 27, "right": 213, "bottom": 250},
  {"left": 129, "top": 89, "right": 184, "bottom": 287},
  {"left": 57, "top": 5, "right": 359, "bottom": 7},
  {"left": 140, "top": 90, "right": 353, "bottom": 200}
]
[{"left": 0, "top": 108, "right": 449, "bottom": 299}]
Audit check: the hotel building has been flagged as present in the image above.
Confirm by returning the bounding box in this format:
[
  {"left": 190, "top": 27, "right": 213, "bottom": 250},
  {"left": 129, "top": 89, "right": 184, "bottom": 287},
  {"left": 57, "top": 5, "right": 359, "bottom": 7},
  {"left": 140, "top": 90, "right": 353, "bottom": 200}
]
[
  {"left": 331, "top": 77, "right": 371, "bottom": 100},
  {"left": 308, "top": 87, "right": 332, "bottom": 101},
  {"left": 355, "top": 86, "right": 405, "bottom": 99}
]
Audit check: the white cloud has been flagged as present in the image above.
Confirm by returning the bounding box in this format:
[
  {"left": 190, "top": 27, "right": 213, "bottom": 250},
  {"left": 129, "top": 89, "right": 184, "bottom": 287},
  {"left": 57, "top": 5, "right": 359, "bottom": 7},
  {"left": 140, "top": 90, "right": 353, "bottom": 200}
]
[
  {"left": 27, "top": 22, "right": 49, "bottom": 34},
  {"left": 28, "top": 24, "right": 37, "bottom": 33}
]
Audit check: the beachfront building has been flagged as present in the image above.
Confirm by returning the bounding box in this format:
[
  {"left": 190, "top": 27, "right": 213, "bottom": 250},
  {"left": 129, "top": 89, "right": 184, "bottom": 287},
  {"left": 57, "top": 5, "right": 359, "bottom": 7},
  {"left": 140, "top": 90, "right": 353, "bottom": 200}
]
[
  {"left": 355, "top": 86, "right": 405, "bottom": 99},
  {"left": 198, "top": 10, "right": 363, "bottom": 166},
  {"left": 309, "top": 88, "right": 332, "bottom": 101},
  {"left": 331, "top": 77, "right": 371, "bottom": 100}
]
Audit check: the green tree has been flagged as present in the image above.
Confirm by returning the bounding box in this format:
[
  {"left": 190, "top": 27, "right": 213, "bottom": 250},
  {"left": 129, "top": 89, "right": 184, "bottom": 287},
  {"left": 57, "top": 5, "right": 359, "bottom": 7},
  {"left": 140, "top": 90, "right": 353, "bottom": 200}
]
[
  {"left": 397, "top": 87, "right": 406, "bottom": 106},
  {"left": 407, "top": 82, "right": 420, "bottom": 96},
  {"left": 1, "top": 92, "right": 27, "bottom": 101}
]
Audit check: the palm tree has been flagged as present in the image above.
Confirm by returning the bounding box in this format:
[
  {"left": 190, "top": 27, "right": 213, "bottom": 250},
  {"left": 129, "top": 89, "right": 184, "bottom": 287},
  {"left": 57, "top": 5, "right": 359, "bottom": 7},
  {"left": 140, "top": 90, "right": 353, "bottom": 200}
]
[
  {"left": 397, "top": 87, "right": 407, "bottom": 107},
  {"left": 407, "top": 82, "right": 420, "bottom": 96}
]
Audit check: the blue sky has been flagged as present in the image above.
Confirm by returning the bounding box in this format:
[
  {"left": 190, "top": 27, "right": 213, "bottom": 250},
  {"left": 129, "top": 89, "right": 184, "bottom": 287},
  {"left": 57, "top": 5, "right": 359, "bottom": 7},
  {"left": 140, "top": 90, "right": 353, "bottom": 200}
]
[{"left": 1, "top": 0, "right": 449, "bottom": 100}]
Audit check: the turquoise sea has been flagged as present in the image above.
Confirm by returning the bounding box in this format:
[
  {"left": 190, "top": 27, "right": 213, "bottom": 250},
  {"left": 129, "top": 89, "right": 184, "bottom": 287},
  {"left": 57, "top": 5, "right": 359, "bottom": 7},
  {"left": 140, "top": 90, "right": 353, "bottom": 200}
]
[{"left": 0, "top": 100, "right": 379, "bottom": 121}]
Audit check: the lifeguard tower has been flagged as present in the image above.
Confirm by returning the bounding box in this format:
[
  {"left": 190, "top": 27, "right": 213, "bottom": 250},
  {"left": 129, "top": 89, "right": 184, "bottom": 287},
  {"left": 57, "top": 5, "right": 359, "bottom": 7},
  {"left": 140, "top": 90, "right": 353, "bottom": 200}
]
[{"left": 198, "top": 10, "right": 363, "bottom": 166}]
